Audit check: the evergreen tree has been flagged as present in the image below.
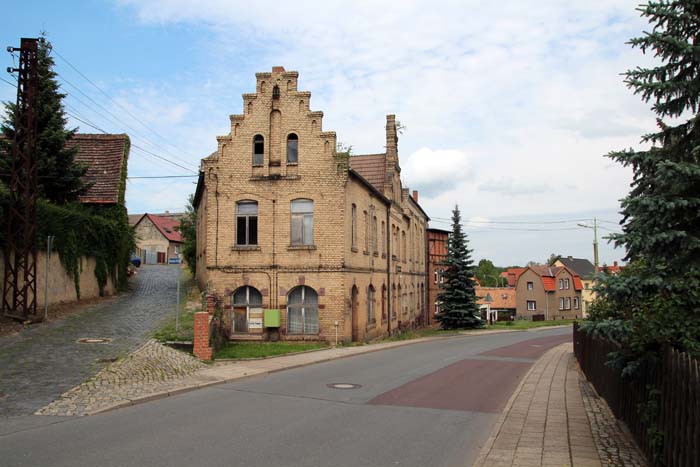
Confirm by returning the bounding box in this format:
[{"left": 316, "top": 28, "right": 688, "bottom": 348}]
[
  {"left": 594, "top": 1, "right": 700, "bottom": 356},
  {"left": 436, "top": 205, "right": 482, "bottom": 329},
  {"left": 179, "top": 194, "right": 197, "bottom": 275},
  {"left": 0, "top": 35, "right": 88, "bottom": 204}
]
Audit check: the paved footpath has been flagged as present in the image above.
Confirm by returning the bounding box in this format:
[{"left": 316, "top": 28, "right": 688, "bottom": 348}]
[
  {"left": 474, "top": 343, "right": 647, "bottom": 467},
  {"left": 0, "top": 265, "right": 184, "bottom": 416}
]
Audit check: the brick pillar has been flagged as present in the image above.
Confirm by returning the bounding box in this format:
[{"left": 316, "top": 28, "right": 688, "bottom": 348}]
[
  {"left": 206, "top": 293, "right": 216, "bottom": 315},
  {"left": 193, "top": 312, "right": 213, "bottom": 360}
]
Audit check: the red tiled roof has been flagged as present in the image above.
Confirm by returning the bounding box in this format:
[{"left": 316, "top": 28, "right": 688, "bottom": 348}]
[
  {"left": 66, "top": 134, "right": 129, "bottom": 204},
  {"left": 137, "top": 213, "right": 183, "bottom": 243},
  {"left": 542, "top": 277, "right": 556, "bottom": 291},
  {"left": 501, "top": 267, "right": 527, "bottom": 287},
  {"left": 573, "top": 277, "right": 583, "bottom": 291},
  {"left": 524, "top": 265, "right": 583, "bottom": 292},
  {"left": 349, "top": 153, "right": 386, "bottom": 191},
  {"left": 476, "top": 287, "right": 516, "bottom": 309}
]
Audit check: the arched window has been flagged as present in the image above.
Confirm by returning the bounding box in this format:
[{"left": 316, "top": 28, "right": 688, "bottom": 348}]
[
  {"left": 272, "top": 84, "right": 280, "bottom": 100},
  {"left": 392, "top": 284, "right": 397, "bottom": 320},
  {"left": 367, "top": 285, "right": 376, "bottom": 325},
  {"left": 291, "top": 199, "right": 314, "bottom": 245},
  {"left": 232, "top": 286, "right": 263, "bottom": 333},
  {"left": 287, "top": 286, "right": 318, "bottom": 334},
  {"left": 381, "top": 221, "right": 386, "bottom": 256},
  {"left": 381, "top": 285, "right": 387, "bottom": 322},
  {"left": 253, "top": 135, "right": 264, "bottom": 165},
  {"left": 236, "top": 201, "right": 258, "bottom": 246},
  {"left": 372, "top": 216, "right": 378, "bottom": 254},
  {"left": 287, "top": 133, "right": 298, "bottom": 164}
]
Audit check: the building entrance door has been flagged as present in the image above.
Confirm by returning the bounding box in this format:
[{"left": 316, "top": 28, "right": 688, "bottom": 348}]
[
  {"left": 232, "top": 286, "right": 263, "bottom": 334},
  {"left": 351, "top": 285, "right": 359, "bottom": 341}
]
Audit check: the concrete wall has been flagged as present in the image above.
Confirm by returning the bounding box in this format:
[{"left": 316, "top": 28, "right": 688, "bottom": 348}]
[{"left": 0, "top": 250, "right": 116, "bottom": 310}]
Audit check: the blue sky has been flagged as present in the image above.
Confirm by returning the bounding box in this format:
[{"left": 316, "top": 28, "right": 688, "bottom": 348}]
[{"left": 2, "top": 1, "right": 655, "bottom": 266}]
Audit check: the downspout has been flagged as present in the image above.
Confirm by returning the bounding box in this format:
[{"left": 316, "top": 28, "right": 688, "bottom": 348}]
[
  {"left": 272, "top": 198, "right": 277, "bottom": 308},
  {"left": 386, "top": 208, "right": 391, "bottom": 336},
  {"left": 208, "top": 169, "right": 220, "bottom": 268}
]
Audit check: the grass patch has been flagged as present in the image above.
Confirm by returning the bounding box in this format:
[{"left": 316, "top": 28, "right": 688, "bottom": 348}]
[
  {"left": 486, "top": 319, "right": 575, "bottom": 330},
  {"left": 153, "top": 268, "right": 199, "bottom": 342},
  {"left": 214, "top": 342, "right": 329, "bottom": 360}
]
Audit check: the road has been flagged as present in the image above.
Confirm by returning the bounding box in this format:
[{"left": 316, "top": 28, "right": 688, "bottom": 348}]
[
  {"left": 0, "top": 265, "right": 183, "bottom": 416},
  {"left": 0, "top": 327, "right": 570, "bottom": 467}
]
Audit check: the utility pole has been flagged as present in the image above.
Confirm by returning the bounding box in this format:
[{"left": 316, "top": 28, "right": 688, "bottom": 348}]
[
  {"left": 2, "top": 38, "right": 39, "bottom": 321},
  {"left": 577, "top": 217, "right": 600, "bottom": 271}
]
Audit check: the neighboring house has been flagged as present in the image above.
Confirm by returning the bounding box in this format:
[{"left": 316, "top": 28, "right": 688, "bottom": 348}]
[
  {"left": 133, "top": 214, "right": 183, "bottom": 264},
  {"left": 552, "top": 256, "right": 596, "bottom": 316},
  {"left": 515, "top": 265, "right": 584, "bottom": 320},
  {"left": 476, "top": 286, "right": 516, "bottom": 321},
  {"left": 128, "top": 210, "right": 185, "bottom": 227},
  {"left": 194, "top": 67, "right": 429, "bottom": 343},
  {"left": 427, "top": 227, "right": 449, "bottom": 325},
  {"left": 500, "top": 267, "right": 526, "bottom": 287}
]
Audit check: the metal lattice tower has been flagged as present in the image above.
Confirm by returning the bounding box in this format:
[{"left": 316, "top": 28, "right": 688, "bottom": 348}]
[{"left": 2, "top": 38, "right": 39, "bottom": 320}]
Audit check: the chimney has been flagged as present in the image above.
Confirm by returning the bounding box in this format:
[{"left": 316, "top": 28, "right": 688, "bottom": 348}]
[
  {"left": 386, "top": 114, "right": 398, "bottom": 165},
  {"left": 614, "top": 261, "right": 618, "bottom": 267},
  {"left": 412, "top": 190, "right": 418, "bottom": 202},
  {"left": 272, "top": 66, "right": 286, "bottom": 73},
  {"left": 164, "top": 210, "right": 170, "bottom": 215}
]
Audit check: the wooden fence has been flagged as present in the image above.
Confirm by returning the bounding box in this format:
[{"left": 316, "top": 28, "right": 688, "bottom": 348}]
[{"left": 573, "top": 322, "right": 700, "bottom": 467}]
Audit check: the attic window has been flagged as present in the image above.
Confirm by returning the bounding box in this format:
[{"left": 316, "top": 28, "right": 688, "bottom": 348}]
[{"left": 272, "top": 85, "right": 280, "bottom": 100}]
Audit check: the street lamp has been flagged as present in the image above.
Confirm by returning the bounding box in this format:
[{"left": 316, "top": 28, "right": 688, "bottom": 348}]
[{"left": 578, "top": 218, "right": 599, "bottom": 270}]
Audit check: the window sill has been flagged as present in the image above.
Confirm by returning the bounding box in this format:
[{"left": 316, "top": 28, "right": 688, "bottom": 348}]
[
  {"left": 366, "top": 322, "right": 376, "bottom": 330},
  {"left": 287, "top": 162, "right": 298, "bottom": 166},
  {"left": 252, "top": 164, "right": 264, "bottom": 168},
  {"left": 372, "top": 252, "right": 378, "bottom": 257},
  {"left": 363, "top": 251, "right": 369, "bottom": 256},
  {"left": 232, "top": 245, "right": 260, "bottom": 251},
  {"left": 288, "top": 245, "right": 317, "bottom": 251},
  {"left": 381, "top": 254, "right": 387, "bottom": 259},
  {"left": 351, "top": 247, "right": 358, "bottom": 253}
]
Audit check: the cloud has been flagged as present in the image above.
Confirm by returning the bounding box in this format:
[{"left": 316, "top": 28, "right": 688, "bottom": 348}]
[
  {"left": 401, "top": 147, "right": 475, "bottom": 195},
  {"left": 478, "top": 178, "right": 551, "bottom": 196}
]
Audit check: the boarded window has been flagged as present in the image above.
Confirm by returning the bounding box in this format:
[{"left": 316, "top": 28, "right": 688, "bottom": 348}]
[
  {"left": 287, "top": 133, "right": 298, "bottom": 164},
  {"left": 253, "top": 135, "right": 264, "bottom": 165},
  {"left": 291, "top": 199, "right": 314, "bottom": 245}
]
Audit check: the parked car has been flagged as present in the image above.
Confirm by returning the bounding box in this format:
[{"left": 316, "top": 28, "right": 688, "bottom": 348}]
[{"left": 130, "top": 256, "right": 142, "bottom": 267}]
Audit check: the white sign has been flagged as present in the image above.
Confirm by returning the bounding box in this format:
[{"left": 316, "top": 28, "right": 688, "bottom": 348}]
[{"left": 249, "top": 318, "right": 263, "bottom": 329}]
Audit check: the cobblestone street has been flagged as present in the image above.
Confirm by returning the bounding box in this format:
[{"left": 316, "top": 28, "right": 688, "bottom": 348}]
[{"left": 0, "top": 265, "right": 185, "bottom": 416}]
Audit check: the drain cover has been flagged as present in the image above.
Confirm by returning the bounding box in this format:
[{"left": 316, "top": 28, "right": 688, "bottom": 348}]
[
  {"left": 97, "top": 357, "right": 118, "bottom": 363},
  {"left": 327, "top": 383, "right": 362, "bottom": 390},
  {"left": 77, "top": 338, "right": 112, "bottom": 344}
]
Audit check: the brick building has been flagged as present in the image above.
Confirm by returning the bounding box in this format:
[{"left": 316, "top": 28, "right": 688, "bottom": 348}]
[
  {"left": 515, "top": 265, "right": 583, "bottom": 320},
  {"left": 426, "top": 227, "right": 449, "bottom": 325},
  {"left": 132, "top": 213, "right": 183, "bottom": 264},
  {"left": 193, "top": 67, "right": 428, "bottom": 343}
]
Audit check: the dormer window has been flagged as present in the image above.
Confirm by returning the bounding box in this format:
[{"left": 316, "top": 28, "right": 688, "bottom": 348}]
[
  {"left": 272, "top": 85, "right": 280, "bottom": 100},
  {"left": 287, "top": 133, "right": 298, "bottom": 164},
  {"left": 253, "top": 135, "right": 264, "bottom": 166}
]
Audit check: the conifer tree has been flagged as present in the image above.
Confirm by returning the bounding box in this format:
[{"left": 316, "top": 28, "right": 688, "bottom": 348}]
[
  {"left": 0, "top": 35, "right": 88, "bottom": 204},
  {"left": 595, "top": 1, "right": 700, "bottom": 355},
  {"left": 436, "top": 205, "right": 482, "bottom": 329}
]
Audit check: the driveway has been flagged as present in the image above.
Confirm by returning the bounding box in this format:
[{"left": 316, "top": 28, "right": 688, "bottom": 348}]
[
  {"left": 0, "top": 327, "right": 571, "bottom": 467},
  {"left": 0, "top": 265, "right": 184, "bottom": 416}
]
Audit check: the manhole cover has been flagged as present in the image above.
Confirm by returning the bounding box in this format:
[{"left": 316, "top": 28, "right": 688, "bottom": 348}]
[
  {"left": 327, "top": 383, "right": 362, "bottom": 390},
  {"left": 77, "top": 338, "right": 112, "bottom": 344}
]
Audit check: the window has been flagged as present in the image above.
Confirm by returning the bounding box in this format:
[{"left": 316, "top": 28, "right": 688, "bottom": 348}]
[
  {"left": 381, "top": 285, "right": 387, "bottom": 322},
  {"left": 435, "top": 301, "right": 441, "bottom": 315},
  {"left": 367, "top": 285, "right": 375, "bottom": 324},
  {"left": 559, "top": 298, "right": 564, "bottom": 310},
  {"left": 565, "top": 297, "right": 571, "bottom": 310},
  {"left": 287, "top": 133, "right": 298, "bottom": 164},
  {"left": 559, "top": 279, "right": 564, "bottom": 290},
  {"left": 434, "top": 270, "right": 438, "bottom": 284},
  {"left": 351, "top": 204, "right": 357, "bottom": 250},
  {"left": 381, "top": 221, "right": 386, "bottom": 256},
  {"left": 564, "top": 278, "right": 570, "bottom": 289},
  {"left": 527, "top": 300, "right": 536, "bottom": 311},
  {"left": 440, "top": 270, "right": 445, "bottom": 284},
  {"left": 253, "top": 135, "right": 264, "bottom": 165},
  {"left": 232, "top": 286, "right": 263, "bottom": 333},
  {"left": 574, "top": 297, "right": 579, "bottom": 309},
  {"left": 527, "top": 281, "right": 534, "bottom": 291},
  {"left": 287, "top": 286, "right": 318, "bottom": 334},
  {"left": 291, "top": 199, "right": 313, "bottom": 245},
  {"left": 272, "top": 84, "right": 280, "bottom": 100},
  {"left": 372, "top": 216, "right": 378, "bottom": 254},
  {"left": 236, "top": 201, "right": 258, "bottom": 245},
  {"left": 364, "top": 211, "right": 369, "bottom": 252}
]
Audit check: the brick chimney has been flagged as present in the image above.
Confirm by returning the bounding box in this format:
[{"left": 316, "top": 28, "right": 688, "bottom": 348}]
[
  {"left": 272, "top": 66, "right": 286, "bottom": 73},
  {"left": 412, "top": 190, "right": 418, "bottom": 202}
]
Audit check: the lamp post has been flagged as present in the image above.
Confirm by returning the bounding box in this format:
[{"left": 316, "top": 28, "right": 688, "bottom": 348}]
[{"left": 577, "top": 218, "right": 599, "bottom": 270}]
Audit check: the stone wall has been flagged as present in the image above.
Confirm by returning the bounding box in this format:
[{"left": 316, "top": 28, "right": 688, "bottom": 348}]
[{"left": 0, "top": 250, "right": 116, "bottom": 310}]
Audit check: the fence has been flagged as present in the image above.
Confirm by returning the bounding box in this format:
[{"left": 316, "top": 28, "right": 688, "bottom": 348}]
[{"left": 573, "top": 322, "right": 700, "bottom": 467}]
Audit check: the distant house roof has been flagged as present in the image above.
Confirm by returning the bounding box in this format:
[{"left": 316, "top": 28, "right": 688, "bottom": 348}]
[
  {"left": 476, "top": 287, "right": 516, "bottom": 309},
  {"left": 500, "top": 267, "right": 527, "bottom": 287},
  {"left": 135, "top": 213, "right": 183, "bottom": 243},
  {"left": 349, "top": 153, "right": 386, "bottom": 191},
  {"left": 66, "top": 134, "right": 129, "bottom": 204},
  {"left": 599, "top": 261, "right": 623, "bottom": 274},
  {"left": 555, "top": 256, "right": 596, "bottom": 278},
  {"left": 128, "top": 211, "right": 185, "bottom": 227},
  {"left": 525, "top": 265, "right": 583, "bottom": 291}
]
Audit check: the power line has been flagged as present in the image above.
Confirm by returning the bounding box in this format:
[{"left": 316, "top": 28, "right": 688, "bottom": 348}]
[
  {"left": 429, "top": 219, "right": 585, "bottom": 232},
  {"left": 430, "top": 216, "right": 592, "bottom": 225},
  {"left": 0, "top": 75, "right": 17, "bottom": 88},
  {"left": 127, "top": 175, "right": 199, "bottom": 179}
]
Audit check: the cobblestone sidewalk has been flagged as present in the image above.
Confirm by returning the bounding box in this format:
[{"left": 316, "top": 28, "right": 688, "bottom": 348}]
[{"left": 474, "top": 343, "right": 648, "bottom": 467}]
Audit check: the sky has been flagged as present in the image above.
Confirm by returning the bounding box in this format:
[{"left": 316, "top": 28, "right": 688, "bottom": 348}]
[{"left": 2, "top": 1, "right": 658, "bottom": 266}]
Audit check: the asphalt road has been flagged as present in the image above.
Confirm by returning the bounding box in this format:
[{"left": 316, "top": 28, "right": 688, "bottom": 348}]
[{"left": 0, "top": 327, "right": 571, "bottom": 467}]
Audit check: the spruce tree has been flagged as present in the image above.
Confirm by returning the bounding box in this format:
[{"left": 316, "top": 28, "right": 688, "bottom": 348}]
[
  {"left": 0, "top": 35, "right": 88, "bottom": 204},
  {"left": 436, "top": 205, "right": 482, "bottom": 329},
  {"left": 595, "top": 1, "right": 700, "bottom": 355}
]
